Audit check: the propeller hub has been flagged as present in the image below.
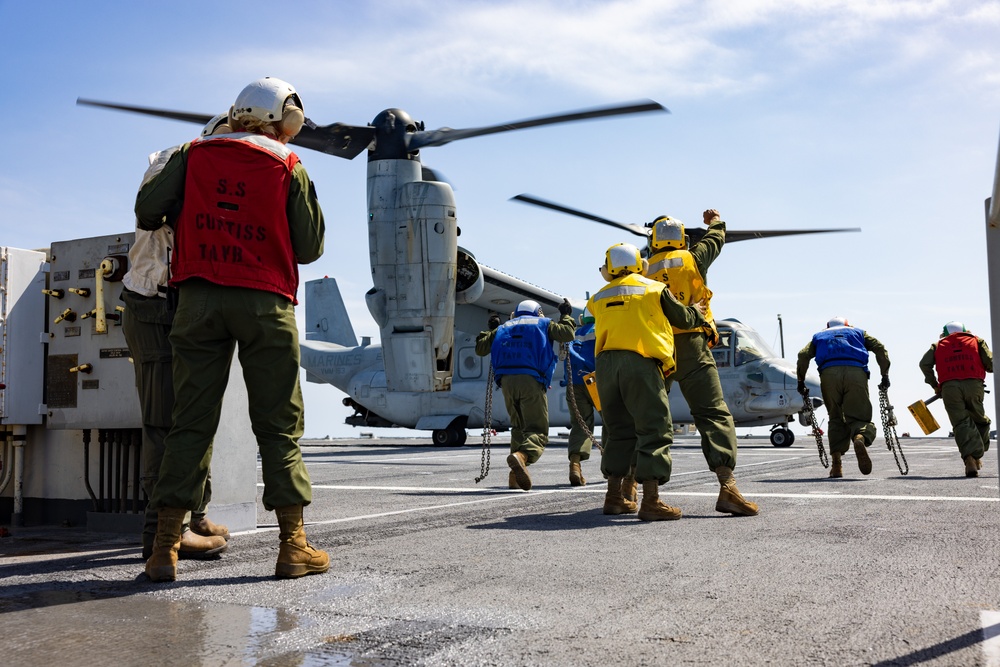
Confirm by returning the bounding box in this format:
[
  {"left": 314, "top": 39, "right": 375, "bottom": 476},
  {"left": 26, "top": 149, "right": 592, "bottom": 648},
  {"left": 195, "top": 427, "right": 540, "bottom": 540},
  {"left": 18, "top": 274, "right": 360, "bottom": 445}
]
[{"left": 368, "top": 108, "right": 423, "bottom": 161}]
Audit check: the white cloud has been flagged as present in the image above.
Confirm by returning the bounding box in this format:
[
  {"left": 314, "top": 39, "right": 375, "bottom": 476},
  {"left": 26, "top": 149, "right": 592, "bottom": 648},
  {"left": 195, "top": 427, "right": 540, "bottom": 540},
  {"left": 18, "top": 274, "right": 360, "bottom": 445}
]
[{"left": 225, "top": 0, "right": 999, "bottom": 110}]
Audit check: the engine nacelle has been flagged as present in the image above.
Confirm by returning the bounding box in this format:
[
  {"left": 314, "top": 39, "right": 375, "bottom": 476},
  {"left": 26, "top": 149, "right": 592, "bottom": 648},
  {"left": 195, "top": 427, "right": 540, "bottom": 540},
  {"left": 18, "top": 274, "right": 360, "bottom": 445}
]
[{"left": 456, "top": 247, "right": 484, "bottom": 305}]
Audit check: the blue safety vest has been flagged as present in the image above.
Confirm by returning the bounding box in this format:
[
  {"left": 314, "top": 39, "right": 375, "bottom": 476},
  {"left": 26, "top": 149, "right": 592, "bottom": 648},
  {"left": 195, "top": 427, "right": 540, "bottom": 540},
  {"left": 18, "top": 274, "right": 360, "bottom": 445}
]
[
  {"left": 564, "top": 322, "right": 596, "bottom": 386},
  {"left": 813, "top": 326, "right": 869, "bottom": 373},
  {"left": 491, "top": 316, "right": 557, "bottom": 387}
]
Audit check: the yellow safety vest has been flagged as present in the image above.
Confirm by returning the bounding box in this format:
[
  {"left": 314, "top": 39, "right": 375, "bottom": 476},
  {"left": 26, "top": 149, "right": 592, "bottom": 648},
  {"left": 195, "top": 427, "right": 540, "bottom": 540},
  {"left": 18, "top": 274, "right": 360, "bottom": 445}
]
[
  {"left": 587, "top": 273, "right": 676, "bottom": 377},
  {"left": 645, "top": 248, "right": 717, "bottom": 341}
]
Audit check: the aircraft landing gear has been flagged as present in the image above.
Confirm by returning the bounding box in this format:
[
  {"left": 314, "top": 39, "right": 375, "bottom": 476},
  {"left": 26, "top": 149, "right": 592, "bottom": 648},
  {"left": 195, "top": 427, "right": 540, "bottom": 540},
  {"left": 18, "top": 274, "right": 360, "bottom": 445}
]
[
  {"left": 769, "top": 426, "right": 795, "bottom": 448},
  {"left": 432, "top": 426, "right": 468, "bottom": 447}
]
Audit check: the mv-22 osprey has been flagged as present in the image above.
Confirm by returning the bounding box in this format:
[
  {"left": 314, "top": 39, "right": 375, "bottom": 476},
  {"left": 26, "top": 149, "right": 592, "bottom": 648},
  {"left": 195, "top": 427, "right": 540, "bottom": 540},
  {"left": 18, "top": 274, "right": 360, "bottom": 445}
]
[{"left": 78, "top": 96, "right": 847, "bottom": 446}]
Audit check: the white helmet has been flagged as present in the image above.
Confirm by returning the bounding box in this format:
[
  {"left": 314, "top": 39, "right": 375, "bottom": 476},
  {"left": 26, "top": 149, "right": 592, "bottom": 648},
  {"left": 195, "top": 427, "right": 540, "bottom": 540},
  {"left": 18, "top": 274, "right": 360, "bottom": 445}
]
[
  {"left": 826, "top": 316, "right": 850, "bottom": 328},
  {"left": 232, "top": 77, "right": 304, "bottom": 138},
  {"left": 514, "top": 299, "right": 543, "bottom": 317},
  {"left": 942, "top": 321, "right": 967, "bottom": 337},
  {"left": 201, "top": 112, "right": 233, "bottom": 137}
]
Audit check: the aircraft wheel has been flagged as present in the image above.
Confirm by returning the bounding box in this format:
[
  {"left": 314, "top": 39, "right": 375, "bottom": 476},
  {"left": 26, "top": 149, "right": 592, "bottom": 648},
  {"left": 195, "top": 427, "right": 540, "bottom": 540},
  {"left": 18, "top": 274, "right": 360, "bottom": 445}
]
[
  {"left": 770, "top": 428, "right": 793, "bottom": 448},
  {"left": 432, "top": 427, "right": 467, "bottom": 447}
]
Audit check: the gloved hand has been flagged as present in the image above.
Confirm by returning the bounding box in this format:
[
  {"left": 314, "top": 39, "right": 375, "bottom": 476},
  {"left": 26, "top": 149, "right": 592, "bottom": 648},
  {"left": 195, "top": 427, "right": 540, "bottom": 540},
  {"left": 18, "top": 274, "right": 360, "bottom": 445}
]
[
  {"left": 558, "top": 299, "right": 573, "bottom": 317},
  {"left": 796, "top": 379, "right": 807, "bottom": 396},
  {"left": 488, "top": 314, "right": 501, "bottom": 331},
  {"left": 878, "top": 375, "right": 890, "bottom": 391},
  {"left": 703, "top": 209, "right": 720, "bottom": 225}
]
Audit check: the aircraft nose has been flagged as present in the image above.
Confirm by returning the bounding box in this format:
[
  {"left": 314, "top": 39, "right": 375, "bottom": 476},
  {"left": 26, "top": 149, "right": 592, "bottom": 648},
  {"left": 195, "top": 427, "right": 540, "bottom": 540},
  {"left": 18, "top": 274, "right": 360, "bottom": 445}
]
[{"left": 780, "top": 368, "right": 823, "bottom": 407}]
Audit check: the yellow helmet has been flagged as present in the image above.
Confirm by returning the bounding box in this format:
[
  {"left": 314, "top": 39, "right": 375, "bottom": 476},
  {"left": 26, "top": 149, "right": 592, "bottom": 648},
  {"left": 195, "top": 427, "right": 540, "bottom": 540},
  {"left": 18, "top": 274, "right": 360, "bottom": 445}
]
[
  {"left": 650, "top": 215, "right": 686, "bottom": 250},
  {"left": 604, "top": 243, "right": 643, "bottom": 277}
]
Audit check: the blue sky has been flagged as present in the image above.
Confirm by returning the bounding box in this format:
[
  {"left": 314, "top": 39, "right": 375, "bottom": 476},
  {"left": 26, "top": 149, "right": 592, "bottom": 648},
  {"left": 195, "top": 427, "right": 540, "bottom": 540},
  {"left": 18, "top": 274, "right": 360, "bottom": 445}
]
[{"left": 3, "top": 0, "right": 1000, "bottom": 439}]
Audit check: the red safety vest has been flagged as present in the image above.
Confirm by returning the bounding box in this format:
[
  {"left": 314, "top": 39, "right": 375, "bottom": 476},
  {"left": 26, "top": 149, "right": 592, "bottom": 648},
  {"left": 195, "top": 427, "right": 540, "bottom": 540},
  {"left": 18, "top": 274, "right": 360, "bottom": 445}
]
[
  {"left": 935, "top": 332, "right": 986, "bottom": 382},
  {"left": 171, "top": 133, "right": 301, "bottom": 302}
]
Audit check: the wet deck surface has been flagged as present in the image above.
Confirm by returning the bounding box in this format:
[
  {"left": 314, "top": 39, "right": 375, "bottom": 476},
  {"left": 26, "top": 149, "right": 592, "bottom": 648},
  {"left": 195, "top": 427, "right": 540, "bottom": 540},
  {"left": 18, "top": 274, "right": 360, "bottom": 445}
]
[{"left": 3, "top": 435, "right": 999, "bottom": 666}]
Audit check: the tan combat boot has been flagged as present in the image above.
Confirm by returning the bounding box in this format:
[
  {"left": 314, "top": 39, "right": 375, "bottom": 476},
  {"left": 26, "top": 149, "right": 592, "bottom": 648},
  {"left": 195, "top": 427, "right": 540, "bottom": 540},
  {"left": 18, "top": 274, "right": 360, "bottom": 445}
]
[
  {"left": 621, "top": 471, "right": 637, "bottom": 504},
  {"left": 714, "top": 466, "right": 759, "bottom": 516},
  {"left": 178, "top": 529, "right": 228, "bottom": 559},
  {"left": 829, "top": 452, "right": 843, "bottom": 478},
  {"left": 506, "top": 450, "right": 532, "bottom": 491},
  {"left": 619, "top": 478, "right": 638, "bottom": 513},
  {"left": 964, "top": 455, "right": 979, "bottom": 478},
  {"left": 508, "top": 471, "right": 518, "bottom": 489},
  {"left": 275, "top": 505, "right": 330, "bottom": 579},
  {"left": 603, "top": 475, "right": 636, "bottom": 515},
  {"left": 145, "top": 507, "right": 186, "bottom": 582},
  {"left": 637, "top": 480, "right": 682, "bottom": 521},
  {"left": 190, "top": 515, "right": 230, "bottom": 540},
  {"left": 854, "top": 434, "right": 872, "bottom": 475},
  {"left": 569, "top": 453, "right": 586, "bottom": 486},
  {"left": 143, "top": 517, "right": 227, "bottom": 560}
]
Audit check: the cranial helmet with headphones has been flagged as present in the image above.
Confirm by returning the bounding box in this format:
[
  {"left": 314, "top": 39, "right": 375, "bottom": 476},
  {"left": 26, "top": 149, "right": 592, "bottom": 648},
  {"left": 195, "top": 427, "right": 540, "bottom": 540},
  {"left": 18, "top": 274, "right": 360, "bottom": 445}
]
[
  {"left": 650, "top": 215, "right": 686, "bottom": 251},
  {"left": 231, "top": 77, "right": 305, "bottom": 139},
  {"left": 942, "top": 321, "right": 967, "bottom": 337},
  {"left": 826, "top": 316, "right": 850, "bottom": 328},
  {"left": 201, "top": 112, "right": 233, "bottom": 137},
  {"left": 604, "top": 243, "right": 643, "bottom": 277},
  {"left": 514, "top": 299, "right": 543, "bottom": 317}
]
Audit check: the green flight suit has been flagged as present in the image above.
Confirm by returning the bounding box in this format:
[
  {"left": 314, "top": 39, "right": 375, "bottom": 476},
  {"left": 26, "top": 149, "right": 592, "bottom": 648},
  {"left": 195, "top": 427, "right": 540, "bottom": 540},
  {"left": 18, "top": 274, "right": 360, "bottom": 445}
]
[
  {"left": 597, "top": 350, "right": 676, "bottom": 483},
  {"left": 566, "top": 383, "right": 595, "bottom": 460},
  {"left": 919, "top": 339, "right": 993, "bottom": 460},
  {"left": 475, "top": 314, "right": 576, "bottom": 464},
  {"left": 121, "top": 288, "right": 212, "bottom": 544},
  {"left": 135, "top": 139, "right": 325, "bottom": 512},
  {"left": 649, "top": 220, "right": 738, "bottom": 471},
  {"left": 797, "top": 332, "right": 889, "bottom": 455},
  {"left": 666, "top": 331, "right": 737, "bottom": 470},
  {"left": 593, "top": 287, "right": 706, "bottom": 483}
]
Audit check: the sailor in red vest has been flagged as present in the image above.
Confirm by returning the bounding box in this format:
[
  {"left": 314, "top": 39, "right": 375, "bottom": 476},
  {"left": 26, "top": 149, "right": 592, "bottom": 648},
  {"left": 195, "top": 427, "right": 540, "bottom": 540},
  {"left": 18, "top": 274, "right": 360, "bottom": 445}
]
[
  {"left": 135, "top": 77, "right": 328, "bottom": 582},
  {"left": 919, "top": 321, "right": 994, "bottom": 477}
]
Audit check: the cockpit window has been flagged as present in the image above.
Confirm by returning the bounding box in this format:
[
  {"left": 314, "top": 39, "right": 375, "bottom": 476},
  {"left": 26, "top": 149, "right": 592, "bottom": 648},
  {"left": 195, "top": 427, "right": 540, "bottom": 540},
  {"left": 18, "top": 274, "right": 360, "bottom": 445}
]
[
  {"left": 712, "top": 332, "right": 731, "bottom": 368},
  {"left": 734, "top": 330, "right": 775, "bottom": 366}
]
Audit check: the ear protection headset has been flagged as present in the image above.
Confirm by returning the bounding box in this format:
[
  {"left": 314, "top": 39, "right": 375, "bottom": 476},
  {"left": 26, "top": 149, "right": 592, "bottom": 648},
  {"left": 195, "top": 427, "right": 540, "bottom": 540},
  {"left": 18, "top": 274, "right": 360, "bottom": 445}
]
[{"left": 277, "top": 97, "right": 305, "bottom": 138}]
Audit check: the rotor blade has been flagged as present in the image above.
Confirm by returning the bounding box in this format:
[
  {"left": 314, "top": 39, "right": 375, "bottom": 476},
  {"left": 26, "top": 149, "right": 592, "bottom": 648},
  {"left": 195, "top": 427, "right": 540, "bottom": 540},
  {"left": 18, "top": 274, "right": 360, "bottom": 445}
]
[
  {"left": 78, "top": 97, "right": 375, "bottom": 160},
  {"left": 292, "top": 123, "right": 376, "bottom": 160},
  {"left": 408, "top": 100, "right": 668, "bottom": 151},
  {"left": 711, "top": 227, "right": 862, "bottom": 244},
  {"left": 77, "top": 98, "right": 213, "bottom": 126},
  {"left": 511, "top": 194, "right": 648, "bottom": 238}
]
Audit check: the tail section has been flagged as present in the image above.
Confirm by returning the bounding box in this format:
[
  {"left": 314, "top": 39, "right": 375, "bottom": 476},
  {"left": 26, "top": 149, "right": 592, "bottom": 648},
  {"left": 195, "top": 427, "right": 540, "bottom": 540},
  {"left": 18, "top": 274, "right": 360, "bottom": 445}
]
[{"left": 304, "top": 278, "right": 358, "bottom": 347}]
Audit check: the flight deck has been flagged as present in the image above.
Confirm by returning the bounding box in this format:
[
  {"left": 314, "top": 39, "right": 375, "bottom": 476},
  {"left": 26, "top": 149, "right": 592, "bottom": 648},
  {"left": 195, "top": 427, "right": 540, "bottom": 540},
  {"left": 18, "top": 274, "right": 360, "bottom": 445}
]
[{"left": 3, "top": 434, "right": 998, "bottom": 666}]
